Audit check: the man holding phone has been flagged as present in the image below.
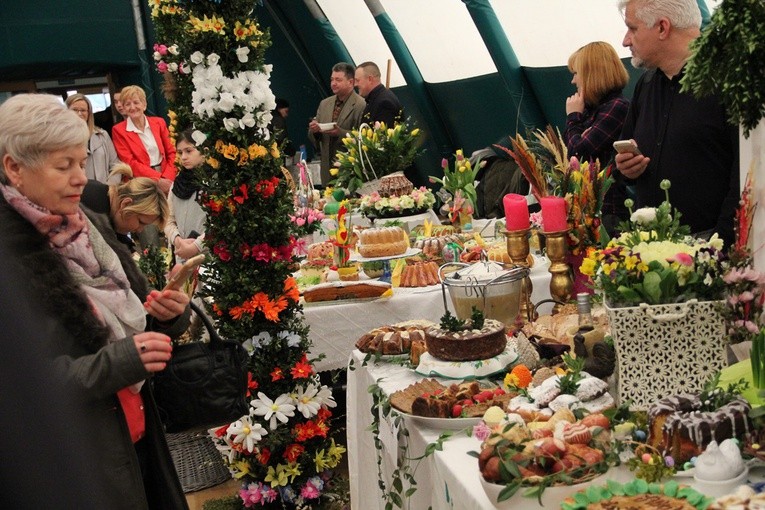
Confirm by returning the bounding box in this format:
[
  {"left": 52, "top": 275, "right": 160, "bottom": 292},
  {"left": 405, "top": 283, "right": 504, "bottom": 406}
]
[{"left": 616, "top": 0, "right": 738, "bottom": 247}]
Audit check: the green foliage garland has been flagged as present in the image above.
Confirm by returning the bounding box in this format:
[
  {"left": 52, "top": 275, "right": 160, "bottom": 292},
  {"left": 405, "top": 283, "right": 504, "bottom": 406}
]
[{"left": 149, "top": 1, "right": 343, "bottom": 507}]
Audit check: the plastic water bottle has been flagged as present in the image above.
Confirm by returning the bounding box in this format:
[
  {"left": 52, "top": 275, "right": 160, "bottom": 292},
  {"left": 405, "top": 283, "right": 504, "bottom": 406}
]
[{"left": 299, "top": 144, "right": 307, "bottom": 162}]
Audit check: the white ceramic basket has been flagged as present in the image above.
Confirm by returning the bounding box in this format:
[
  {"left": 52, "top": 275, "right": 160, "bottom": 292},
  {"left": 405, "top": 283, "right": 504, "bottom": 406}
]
[{"left": 605, "top": 299, "right": 727, "bottom": 410}]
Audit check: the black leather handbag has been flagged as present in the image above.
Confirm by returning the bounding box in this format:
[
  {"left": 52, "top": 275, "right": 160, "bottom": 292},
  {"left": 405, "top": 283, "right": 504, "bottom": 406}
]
[{"left": 152, "top": 301, "right": 250, "bottom": 432}]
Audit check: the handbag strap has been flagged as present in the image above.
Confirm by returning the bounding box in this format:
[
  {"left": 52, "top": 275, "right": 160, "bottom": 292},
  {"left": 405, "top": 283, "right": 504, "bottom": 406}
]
[{"left": 188, "top": 300, "right": 225, "bottom": 347}]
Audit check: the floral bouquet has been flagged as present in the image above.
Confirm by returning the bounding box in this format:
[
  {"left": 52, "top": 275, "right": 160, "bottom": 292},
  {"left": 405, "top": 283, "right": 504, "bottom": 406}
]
[
  {"left": 137, "top": 245, "right": 172, "bottom": 289},
  {"left": 289, "top": 207, "right": 324, "bottom": 238},
  {"left": 721, "top": 170, "right": 764, "bottom": 343},
  {"left": 331, "top": 121, "right": 422, "bottom": 194},
  {"left": 429, "top": 149, "right": 480, "bottom": 209},
  {"left": 359, "top": 186, "right": 435, "bottom": 219},
  {"left": 580, "top": 181, "right": 728, "bottom": 307}
]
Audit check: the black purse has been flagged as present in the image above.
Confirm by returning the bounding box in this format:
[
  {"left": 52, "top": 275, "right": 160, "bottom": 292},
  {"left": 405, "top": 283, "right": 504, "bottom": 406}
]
[{"left": 152, "top": 301, "right": 250, "bottom": 432}]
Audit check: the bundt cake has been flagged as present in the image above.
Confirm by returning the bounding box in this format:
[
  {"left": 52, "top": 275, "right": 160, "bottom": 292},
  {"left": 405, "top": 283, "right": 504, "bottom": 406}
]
[
  {"left": 378, "top": 172, "right": 414, "bottom": 197},
  {"left": 648, "top": 393, "right": 752, "bottom": 465}
]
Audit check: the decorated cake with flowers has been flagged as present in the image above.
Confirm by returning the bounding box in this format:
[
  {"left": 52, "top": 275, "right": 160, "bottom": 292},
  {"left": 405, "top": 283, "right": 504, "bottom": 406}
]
[{"left": 359, "top": 186, "right": 435, "bottom": 219}]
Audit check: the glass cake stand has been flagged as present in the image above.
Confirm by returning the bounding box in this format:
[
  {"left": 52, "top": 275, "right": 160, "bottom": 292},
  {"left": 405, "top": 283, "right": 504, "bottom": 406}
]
[{"left": 349, "top": 247, "right": 421, "bottom": 283}]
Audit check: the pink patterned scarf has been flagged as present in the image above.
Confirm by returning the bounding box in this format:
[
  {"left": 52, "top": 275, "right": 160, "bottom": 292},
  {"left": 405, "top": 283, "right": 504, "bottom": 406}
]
[{"left": 1, "top": 184, "right": 146, "bottom": 354}]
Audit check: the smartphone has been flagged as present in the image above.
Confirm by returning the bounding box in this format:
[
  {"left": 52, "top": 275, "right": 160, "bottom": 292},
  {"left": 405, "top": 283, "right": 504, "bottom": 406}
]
[
  {"left": 163, "top": 254, "right": 205, "bottom": 291},
  {"left": 613, "top": 140, "right": 642, "bottom": 155}
]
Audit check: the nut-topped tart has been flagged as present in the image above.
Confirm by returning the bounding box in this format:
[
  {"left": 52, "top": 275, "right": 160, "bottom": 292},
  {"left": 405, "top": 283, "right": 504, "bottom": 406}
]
[{"left": 425, "top": 308, "right": 507, "bottom": 361}]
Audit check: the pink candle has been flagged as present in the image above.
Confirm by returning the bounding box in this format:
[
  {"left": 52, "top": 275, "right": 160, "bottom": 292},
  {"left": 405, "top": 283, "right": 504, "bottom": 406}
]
[
  {"left": 540, "top": 196, "right": 568, "bottom": 232},
  {"left": 503, "top": 193, "right": 530, "bottom": 230}
]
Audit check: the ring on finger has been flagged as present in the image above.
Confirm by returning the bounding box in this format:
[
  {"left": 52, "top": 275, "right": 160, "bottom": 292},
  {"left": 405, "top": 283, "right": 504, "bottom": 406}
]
[{"left": 140, "top": 343, "right": 147, "bottom": 353}]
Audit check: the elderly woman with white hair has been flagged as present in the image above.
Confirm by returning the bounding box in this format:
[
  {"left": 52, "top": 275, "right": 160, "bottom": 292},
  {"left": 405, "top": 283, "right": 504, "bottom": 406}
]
[{"left": 0, "top": 93, "right": 189, "bottom": 510}]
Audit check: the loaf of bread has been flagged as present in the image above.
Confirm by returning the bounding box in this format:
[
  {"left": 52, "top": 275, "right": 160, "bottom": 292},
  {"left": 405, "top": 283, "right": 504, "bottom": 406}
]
[
  {"left": 303, "top": 281, "right": 391, "bottom": 302},
  {"left": 357, "top": 226, "right": 408, "bottom": 258}
]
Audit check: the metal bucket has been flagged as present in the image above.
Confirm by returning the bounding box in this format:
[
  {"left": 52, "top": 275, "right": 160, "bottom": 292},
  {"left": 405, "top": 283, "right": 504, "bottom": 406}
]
[{"left": 439, "top": 257, "right": 528, "bottom": 326}]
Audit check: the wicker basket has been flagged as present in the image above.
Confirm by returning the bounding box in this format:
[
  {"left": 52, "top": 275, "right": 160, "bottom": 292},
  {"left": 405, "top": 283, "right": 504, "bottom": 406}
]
[{"left": 605, "top": 299, "right": 727, "bottom": 410}]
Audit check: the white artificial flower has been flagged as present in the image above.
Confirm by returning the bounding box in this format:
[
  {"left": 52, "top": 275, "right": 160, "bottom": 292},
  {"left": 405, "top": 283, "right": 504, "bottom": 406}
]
[
  {"left": 239, "top": 112, "right": 256, "bottom": 129},
  {"left": 251, "top": 392, "right": 296, "bottom": 430},
  {"left": 277, "top": 330, "right": 302, "bottom": 348},
  {"left": 236, "top": 46, "right": 250, "bottom": 63},
  {"left": 191, "top": 130, "right": 207, "bottom": 145},
  {"left": 630, "top": 207, "right": 657, "bottom": 225},
  {"left": 217, "top": 92, "right": 237, "bottom": 113},
  {"left": 180, "top": 62, "right": 191, "bottom": 75},
  {"left": 153, "top": 51, "right": 162, "bottom": 62},
  {"left": 294, "top": 384, "right": 322, "bottom": 419},
  {"left": 168, "top": 44, "right": 179, "bottom": 56},
  {"left": 167, "top": 62, "right": 178, "bottom": 73},
  {"left": 207, "top": 52, "right": 221, "bottom": 66},
  {"left": 227, "top": 416, "right": 268, "bottom": 453},
  {"left": 314, "top": 384, "right": 337, "bottom": 409},
  {"left": 707, "top": 233, "right": 724, "bottom": 251},
  {"left": 190, "top": 51, "right": 205, "bottom": 65},
  {"left": 223, "top": 117, "right": 240, "bottom": 131}
]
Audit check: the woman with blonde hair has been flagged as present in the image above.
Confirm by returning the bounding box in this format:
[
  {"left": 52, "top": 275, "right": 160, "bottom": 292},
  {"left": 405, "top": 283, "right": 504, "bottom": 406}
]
[
  {"left": 564, "top": 41, "right": 631, "bottom": 233},
  {"left": 65, "top": 93, "right": 122, "bottom": 183},
  {"left": 0, "top": 93, "right": 188, "bottom": 509},
  {"left": 82, "top": 163, "right": 169, "bottom": 253},
  {"left": 111, "top": 85, "right": 176, "bottom": 195}
]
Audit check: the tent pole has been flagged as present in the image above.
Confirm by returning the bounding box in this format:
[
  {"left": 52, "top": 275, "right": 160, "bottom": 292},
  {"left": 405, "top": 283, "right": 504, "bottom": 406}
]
[
  {"left": 363, "top": 0, "right": 453, "bottom": 158},
  {"left": 462, "top": 0, "right": 546, "bottom": 134}
]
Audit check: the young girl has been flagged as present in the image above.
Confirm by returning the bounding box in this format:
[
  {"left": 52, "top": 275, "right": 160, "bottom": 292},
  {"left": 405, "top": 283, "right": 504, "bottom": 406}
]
[{"left": 165, "top": 129, "right": 207, "bottom": 263}]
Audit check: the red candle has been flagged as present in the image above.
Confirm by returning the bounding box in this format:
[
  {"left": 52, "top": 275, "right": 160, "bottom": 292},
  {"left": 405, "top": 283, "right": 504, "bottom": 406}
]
[
  {"left": 503, "top": 193, "right": 530, "bottom": 230},
  {"left": 540, "top": 196, "right": 568, "bottom": 232}
]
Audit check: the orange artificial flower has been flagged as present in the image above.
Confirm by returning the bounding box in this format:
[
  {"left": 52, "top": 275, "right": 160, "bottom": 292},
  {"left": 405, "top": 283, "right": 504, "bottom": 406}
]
[
  {"left": 283, "top": 444, "right": 304, "bottom": 463},
  {"left": 270, "top": 367, "right": 284, "bottom": 382},
  {"left": 248, "top": 143, "right": 267, "bottom": 159},
  {"left": 238, "top": 148, "right": 249, "bottom": 166},
  {"left": 206, "top": 157, "right": 220, "bottom": 170},
  {"left": 510, "top": 364, "right": 533, "bottom": 389},
  {"left": 290, "top": 360, "right": 313, "bottom": 379}
]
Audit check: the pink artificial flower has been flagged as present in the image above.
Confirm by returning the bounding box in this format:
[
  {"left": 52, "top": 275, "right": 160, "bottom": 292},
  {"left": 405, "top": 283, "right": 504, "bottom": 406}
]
[
  {"left": 740, "top": 291, "right": 755, "bottom": 302},
  {"left": 667, "top": 252, "right": 693, "bottom": 266},
  {"left": 441, "top": 158, "right": 448, "bottom": 169},
  {"left": 472, "top": 421, "right": 491, "bottom": 442},
  {"left": 157, "top": 44, "right": 168, "bottom": 55},
  {"left": 261, "top": 487, "right": 278, "bottom": 503},
  {"left": 301, "top": 481, "right": 320, "bottom": 500},
  {"left": 295, "top": 217, "right": 306, "bottom": 227},
  {"left": 569, "top": 156, "right": 580, "bottom": 172},
  {"left": 728, "top": 295, "right": 739, "bottom": 305},
  {"left": 723, "top": 268, "right": 741, "bottom": 284},
  {"left": 293, "top": 237, "right": 308, "bottom": 256},
  {"left": 157, "top": 61, "right": 168, "bottom": 73},
  {"left": 240, "top": 483, "right": 263, "bottom": 507}
]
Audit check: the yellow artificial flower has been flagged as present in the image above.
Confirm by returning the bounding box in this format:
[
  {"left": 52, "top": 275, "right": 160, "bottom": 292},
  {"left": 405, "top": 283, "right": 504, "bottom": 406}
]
[
  {"left": 329, "top": 167, "right": 339, "bottom": 176},
  {"left": 248, "top": 143, "right": 267, "bottom": 159},
  {"left": 327, "top": 439, "right": 346, "bottom": 465},
  {"left": 238, "top": 149, "right": 249, "bottom": 166},
  {"left": 264, "top": 465, "right": 289, "bottom": 487},
  {"left": 283, "top": 462, "right": 301, "bottom": 483},
  {"left": 207, "top": 157, "right": 220, "bottom": 170},
  {"left": 410, "top": 128, "right": 420, "bottom": 136},
  {"left": 579, "top": 257, "right": 597, "bottom": 277},
  {"left": 233, "top": 20, "right": 249, "bottom": 40},
  {"left": 270, "top": 142, "right": 280, "bottom": 159},
  {"left": 314, "top": 450, "right": 329, "bottom": 472},
  {"left": 222, "top": 143, "right": 239, "bottom": 160},
  {"left": 233, "top": 460, "right": 251, "bottom": 479},
  {"left": 504, "top": 373, "right": 520, "bottom": 389}
]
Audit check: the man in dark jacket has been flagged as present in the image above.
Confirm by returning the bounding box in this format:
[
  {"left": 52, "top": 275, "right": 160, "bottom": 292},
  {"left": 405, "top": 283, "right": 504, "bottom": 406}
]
[{"left": 355, "top": 61, "right": 404, "bottom": 127}]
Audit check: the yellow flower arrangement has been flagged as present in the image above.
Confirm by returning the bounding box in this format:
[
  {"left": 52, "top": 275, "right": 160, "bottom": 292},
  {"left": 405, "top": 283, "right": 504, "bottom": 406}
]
[{"left": 332, "top": 120, "right": 422, "bottom": 194}]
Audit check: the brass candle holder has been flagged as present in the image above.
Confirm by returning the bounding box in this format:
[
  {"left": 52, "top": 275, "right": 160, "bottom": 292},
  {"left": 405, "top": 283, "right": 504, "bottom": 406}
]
[
  {"left": 542, "top": 229, "right": 573, "bottom": 313},
  {"left": 504, "top": 228, "right": 536, "bottom": 323}
]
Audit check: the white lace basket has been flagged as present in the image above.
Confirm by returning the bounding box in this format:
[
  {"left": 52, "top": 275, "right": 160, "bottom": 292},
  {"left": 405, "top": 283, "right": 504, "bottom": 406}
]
[{"left": 605, "top": 299, "right": 726, "bottom": 410}]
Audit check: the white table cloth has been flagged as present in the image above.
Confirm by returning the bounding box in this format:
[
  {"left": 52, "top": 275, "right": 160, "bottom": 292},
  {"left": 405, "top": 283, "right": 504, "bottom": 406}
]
[
  {"left": 306, "top": 257, "right": 552, "bottom": 372},
  {"left": 347, "top": 351, "right": 634, "bottom": 510}
]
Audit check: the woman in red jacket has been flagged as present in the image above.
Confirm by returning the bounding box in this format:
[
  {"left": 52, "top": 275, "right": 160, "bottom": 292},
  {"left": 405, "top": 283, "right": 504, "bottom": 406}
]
[{"left": 112, "top": 85, "right": 176, "bottom": 196}]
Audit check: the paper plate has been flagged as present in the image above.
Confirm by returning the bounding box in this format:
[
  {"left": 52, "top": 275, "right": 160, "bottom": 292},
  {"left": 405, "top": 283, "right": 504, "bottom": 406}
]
[
  {"left": 350, "top": 247, "right": 421, "bottom": 263},
  {"left": 415, "top": 346, "right": 518, "bottom": 380}
]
